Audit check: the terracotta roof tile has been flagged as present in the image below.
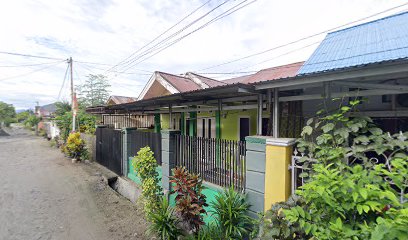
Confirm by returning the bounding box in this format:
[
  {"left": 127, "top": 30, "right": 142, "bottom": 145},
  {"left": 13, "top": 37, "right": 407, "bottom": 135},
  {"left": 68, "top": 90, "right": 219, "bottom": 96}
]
[
  {"left": 188, "top": 73, "right": 227, "bottom": 87},
  {"left": 158, "top": 72, "right": 202, "bottom": 93},
  {"left": 222, "top": 74, "right": 253, "bottom": 84},
  {"left": 243, "top": 62, "right": 304, "bottom": 84},
  {"left": 109, "top": 95, "right": 137, "bottom": 104},
  {"left": 221, "top": 62, "right": 304, "bottom": 84}
]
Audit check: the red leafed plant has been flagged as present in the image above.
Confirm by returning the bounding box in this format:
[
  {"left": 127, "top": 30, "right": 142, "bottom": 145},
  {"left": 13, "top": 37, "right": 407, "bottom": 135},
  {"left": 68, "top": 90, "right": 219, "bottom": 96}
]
[{"left": 170, "top": 166, "right": 208, "bottom": 233}]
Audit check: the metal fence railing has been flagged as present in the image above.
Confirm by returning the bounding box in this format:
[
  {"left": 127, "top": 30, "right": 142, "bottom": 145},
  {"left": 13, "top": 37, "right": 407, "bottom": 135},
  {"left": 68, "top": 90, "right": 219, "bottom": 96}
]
[
  {"left": 102, "top": 114, "right": 154, "bottom": 129},
  {"left": 96, "top": 127, "right": 123, "bottom": 175},
  {"left": 174, "top": 135, "right": 246, "bottom": 192},
  {"left": 127, "top": 130, "right": 162, "bottom": 165}
]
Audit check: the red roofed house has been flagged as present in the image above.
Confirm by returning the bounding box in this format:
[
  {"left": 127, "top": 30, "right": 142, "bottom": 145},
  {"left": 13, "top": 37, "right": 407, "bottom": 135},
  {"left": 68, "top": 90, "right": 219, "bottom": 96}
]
[{"left": 123, "top": 62, "right": 304, "bottom": 141}]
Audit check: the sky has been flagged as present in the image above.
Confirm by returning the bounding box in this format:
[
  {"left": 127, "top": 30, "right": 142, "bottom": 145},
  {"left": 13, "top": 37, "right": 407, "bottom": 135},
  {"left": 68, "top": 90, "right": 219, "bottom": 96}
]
[{"left": 0, "top": 0, "right": 407, "bottom": 110}]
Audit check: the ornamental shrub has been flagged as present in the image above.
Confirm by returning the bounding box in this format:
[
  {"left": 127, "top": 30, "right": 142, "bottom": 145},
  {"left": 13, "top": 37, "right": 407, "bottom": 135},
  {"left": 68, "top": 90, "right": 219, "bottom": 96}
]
[
  {"left": 211, "top": 187, "right": 253, "bottom": 239},
  {"left": 259, "top": 195, "right": 309, "bottom": 239},
  {"left": 147, "top": 197, "right": 182, "bottom": 240},
  {"left": 170, "top": 166, "right": 207, "bottom": 234},
  {"left": 279, "top": 99, "right": 408, "bottom": 239},
  {"left": 132, "top": 146, "right": 162, "bottom": 217},
  {"left": 64, "top": 132, "right": 86, "bottom": 159}
]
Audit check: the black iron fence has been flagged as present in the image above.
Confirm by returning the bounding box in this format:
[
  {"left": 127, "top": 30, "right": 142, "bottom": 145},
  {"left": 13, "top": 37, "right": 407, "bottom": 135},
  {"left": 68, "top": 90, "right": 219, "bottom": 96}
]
[
  {"left": 96, "top": 127, "right": 123, "bottom": 175},
  {"left": 174, "top": 135, "right": 246, "bottom": 192},
  {"left": 128, "top": 130, "right": 162, "bottom": 165}
]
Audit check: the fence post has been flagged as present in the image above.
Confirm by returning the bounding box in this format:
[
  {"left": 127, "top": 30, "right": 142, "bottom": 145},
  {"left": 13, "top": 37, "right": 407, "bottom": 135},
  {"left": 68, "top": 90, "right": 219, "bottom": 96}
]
[
  {"left": 245, "top": 136, "right": 268, "bottom": 217},
  {"left": 245, "top": 136, "right": 296, "bottom": 216},
  {"left": 122, "top": 127, "right": 137, "bottom": 177},
  {"left": 264, "top": 138, "right": 295, "bottom": 208},
  {"left": 161, "top": 130, "right": 180, "bottom": 196}
]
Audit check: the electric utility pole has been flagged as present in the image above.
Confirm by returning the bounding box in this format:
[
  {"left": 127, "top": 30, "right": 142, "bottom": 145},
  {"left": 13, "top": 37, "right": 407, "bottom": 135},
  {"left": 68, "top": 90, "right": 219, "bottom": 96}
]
[{"left": 69, "top": 57, "right": 76, "bottom": 132}]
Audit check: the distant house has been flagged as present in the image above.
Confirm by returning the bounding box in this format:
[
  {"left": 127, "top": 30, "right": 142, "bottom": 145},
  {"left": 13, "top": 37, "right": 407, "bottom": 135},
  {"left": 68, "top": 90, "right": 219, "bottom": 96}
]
[
  {"left": 35, "top": 103, "right": 60, "bottom": 139},
  {"left": 106, "top": 95, "right": 137, "bottom": 105},
  {"left": 35, "top": 103, "right": 57, "bottom": 118}
]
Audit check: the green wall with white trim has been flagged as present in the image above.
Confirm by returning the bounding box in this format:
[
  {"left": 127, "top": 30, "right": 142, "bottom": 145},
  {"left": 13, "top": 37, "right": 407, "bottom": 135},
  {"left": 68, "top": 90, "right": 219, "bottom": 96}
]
[{"left": 160, "top": 109, "right": 258, "bottom": 140}]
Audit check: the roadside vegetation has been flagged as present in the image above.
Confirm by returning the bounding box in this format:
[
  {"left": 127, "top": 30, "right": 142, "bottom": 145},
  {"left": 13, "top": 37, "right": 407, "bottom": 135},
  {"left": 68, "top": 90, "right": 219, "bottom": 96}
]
[
  {"left": 0, "top": 101, "right": 16, "bottom": 127},
  {"left": 131, "top": 99, "right": 407, "bottom": 240},
  {"left": 132, "top": 147, "right": 255, "bottom": 240},
  {"left": 259, "top": 99, "right": 408, "bottom": 240}
]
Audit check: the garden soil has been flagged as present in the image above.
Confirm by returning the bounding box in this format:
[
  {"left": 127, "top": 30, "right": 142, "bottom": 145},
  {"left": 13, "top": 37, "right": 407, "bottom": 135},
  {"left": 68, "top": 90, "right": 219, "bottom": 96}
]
[{"left": 0, "top": 124, "right": 150, "bottom": 240}]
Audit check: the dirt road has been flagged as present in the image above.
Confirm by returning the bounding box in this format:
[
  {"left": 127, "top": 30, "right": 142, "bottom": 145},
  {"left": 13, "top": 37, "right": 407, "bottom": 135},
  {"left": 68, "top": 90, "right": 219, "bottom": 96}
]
[{"left": 0, "top": 126, "right": 149, "bottom": 240}]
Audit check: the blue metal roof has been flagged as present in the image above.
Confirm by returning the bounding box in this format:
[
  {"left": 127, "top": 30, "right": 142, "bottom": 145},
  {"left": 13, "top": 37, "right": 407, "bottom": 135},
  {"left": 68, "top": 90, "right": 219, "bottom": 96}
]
[{"left": 298, "top": 11, "right": 408, "bottom": 75}]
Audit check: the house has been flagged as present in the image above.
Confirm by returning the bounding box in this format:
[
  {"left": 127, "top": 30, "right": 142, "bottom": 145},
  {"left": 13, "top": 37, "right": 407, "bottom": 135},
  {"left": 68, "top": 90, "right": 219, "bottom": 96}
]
[
  {"left": 89, "top": 11, "right": 408, "bottom": 139},
  {"left": 106, "top": 95, "right": 137, "bottom": 105},
  {"left": 35, "top": 103, "right": 57, "bottom": 118},
  {"left": 88, "top": 11, "right": 408, "bottom": 216},
  {"left": 35, "top": 103, "right": 60, "bottom": 139}
]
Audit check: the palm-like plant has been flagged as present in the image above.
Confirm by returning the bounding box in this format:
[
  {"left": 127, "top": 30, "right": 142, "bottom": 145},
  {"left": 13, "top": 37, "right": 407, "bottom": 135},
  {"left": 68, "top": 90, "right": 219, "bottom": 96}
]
[
  {"left": 211, "top": 187, "right": 253, "bottom": 239},
  {"left": 148, "top": 197, "right": 182, "bottom": 240}
]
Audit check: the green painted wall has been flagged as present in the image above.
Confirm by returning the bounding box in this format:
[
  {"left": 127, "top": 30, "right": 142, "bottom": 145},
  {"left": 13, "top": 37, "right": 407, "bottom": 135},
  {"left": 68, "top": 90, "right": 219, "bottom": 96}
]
[
  {"left": 127, "top": 157, "right": 162, "bottom": 186},
  {"left": 154, "top": 113, "right": 161, "bottom": 133},
  {"left": 161, "top": 114, "right": 170, "bottom": 129},
  {"left": 160, "top": 109, "right": 259, "bottom": 140},
  {"left": 189, "top": 112, "right": 197, "bottom": 136},
  {"left": 220, "top": 109, "right": 257, "bottom": 141},
  {"left": 169, "top": 181, "right": 222, "bottom": 224}
]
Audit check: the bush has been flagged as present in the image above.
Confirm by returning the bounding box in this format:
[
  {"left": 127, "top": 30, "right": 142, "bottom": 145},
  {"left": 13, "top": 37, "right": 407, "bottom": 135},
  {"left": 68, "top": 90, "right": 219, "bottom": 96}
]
[
  {"left": 211, "top": 187, "right": 253, "bottom": 239},
  {"left": 148, "top": 197, "right": 182, "bottom": 240},
  {"left": 132, "top": 147, "right": 162, "bottom": 216},
  {"left": 184, "top": 223, "right": 222, "bottom": 240},
  {"left": 63, "top": 132, "right": 86, "bottom": 159},
  {"left": 24, "top": 115, "right": 41, "bottom": 128},
  {"left": 260, "top": 195, "right": 309, "bottom": 239},
  {"left": 279, "top": 100, "right": 408, "bottom": 239},
  {"left": 170, "top": 167, "right": 207, "bottom": 234}
]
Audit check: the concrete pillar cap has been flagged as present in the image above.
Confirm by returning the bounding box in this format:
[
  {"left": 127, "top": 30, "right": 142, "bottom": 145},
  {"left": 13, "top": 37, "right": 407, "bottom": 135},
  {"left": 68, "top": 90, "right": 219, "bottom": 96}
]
[{"left": 266, "top": 138, "right": 296, "bottom": 147}]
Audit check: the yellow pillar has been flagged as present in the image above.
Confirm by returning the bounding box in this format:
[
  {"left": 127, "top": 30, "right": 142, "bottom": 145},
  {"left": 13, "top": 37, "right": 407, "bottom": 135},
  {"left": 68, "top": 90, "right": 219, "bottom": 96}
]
[{"left": 264, "top": 138, "right": 295, "bottom": 211}]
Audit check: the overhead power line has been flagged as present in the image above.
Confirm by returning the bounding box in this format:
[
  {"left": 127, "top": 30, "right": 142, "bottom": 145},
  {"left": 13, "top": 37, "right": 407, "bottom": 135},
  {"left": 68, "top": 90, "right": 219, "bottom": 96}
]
[
  {"left": 0, "top": 60, "right": 65, "bottom": 68},
  {"left": 0, "top": 51, "right": 65, "bottom": 61},
  {"left": 57, "top": 63, "right": 70, "bottom": 100},
  {"left": 0, "top": 60, "right": 66, "bottom": 82},
  {"left": 77, "top": 62, "right": 153, "bottom": 74},
  {"left": 196, "top": 2, "right": 408, "bottom": 72},
  {"left": 117, "top": 0, "right": 258, "bottom": 75},
  {"left": 106, "top": 0, "right": 215, "bottom": 74},
  {"left": 107, "top": 0, "right": 232, "bottom": 75}
]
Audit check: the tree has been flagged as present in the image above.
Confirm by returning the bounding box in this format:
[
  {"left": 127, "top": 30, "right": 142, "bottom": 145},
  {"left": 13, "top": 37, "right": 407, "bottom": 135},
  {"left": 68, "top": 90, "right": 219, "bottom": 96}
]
[
  {"left": 16, "top": 110, "right": 33, "bottom": 122},
  {"left": 0, "top": 101, "right": 16, "bottom": 127},
  {"left": 55, "top": 101, "right": 71, "bottom": 117},
  {"left": 77, "top": 74, "right": 110, "bottom": 107}
]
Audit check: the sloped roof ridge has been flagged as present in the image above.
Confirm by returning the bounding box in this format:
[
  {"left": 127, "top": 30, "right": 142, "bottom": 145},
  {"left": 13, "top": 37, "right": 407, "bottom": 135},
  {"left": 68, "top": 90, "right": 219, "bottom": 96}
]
[
  {"left": 156, "top": 71, "right": 190, "bottom": 79},
  {"left": 329, "top": 11, "right": 408, "bottom": 35},
  {"left": 188, "top": 72, "right": 227, "bottom": 85},
  {"left": 257, "top": 61, "right": 305, "bottom": 71}
]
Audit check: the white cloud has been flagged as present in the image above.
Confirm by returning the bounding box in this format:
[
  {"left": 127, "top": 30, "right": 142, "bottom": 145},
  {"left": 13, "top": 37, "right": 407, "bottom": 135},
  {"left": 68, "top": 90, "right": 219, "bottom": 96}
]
[{"left": 0, "top": 0, "right": 406, "bottom": 109}]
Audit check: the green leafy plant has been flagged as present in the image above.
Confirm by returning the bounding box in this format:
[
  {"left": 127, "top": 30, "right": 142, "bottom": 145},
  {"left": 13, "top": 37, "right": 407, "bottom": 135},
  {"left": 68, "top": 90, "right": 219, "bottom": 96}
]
[
  {"left": 260, "top": 195, "right": 309, "bottom": 239},
  {"left": 170, "top": 166, "right": 207, "bottom": 233},
  {"left": 0, "top": 101, "right": 16, "bottom": 127},
  {"left": 148, "top": 197, "right": 182, "bottom": 240},
  {"left": 210, "top": 187, "right": 253, "bottom": 239},
  {"left": 63, "top": 132, "right": 86, "bottom": 159},
  {"left": 23, "top": 115, "right": 41, "bottom": 129},
  {"left": 184, "top": 223, "right": 222, "bottom": 240},
  {"left": 280, "top": 99, "right": 408, "bottom": 239},
  {"left": 132, "top": 146, "right": 162, "bottom": 216}
]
